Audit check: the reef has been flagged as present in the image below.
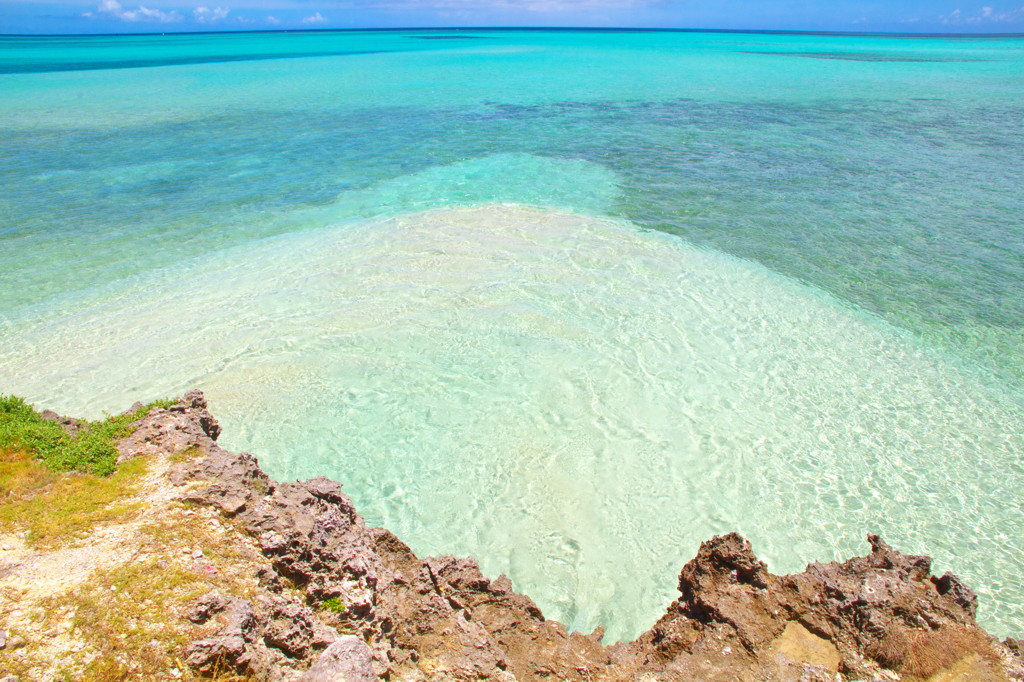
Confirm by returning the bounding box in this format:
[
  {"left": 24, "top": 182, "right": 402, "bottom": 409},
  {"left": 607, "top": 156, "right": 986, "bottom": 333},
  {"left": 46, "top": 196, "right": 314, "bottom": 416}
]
[{"left": 6, "top": 391, "right": 1023, "bottom": 681}]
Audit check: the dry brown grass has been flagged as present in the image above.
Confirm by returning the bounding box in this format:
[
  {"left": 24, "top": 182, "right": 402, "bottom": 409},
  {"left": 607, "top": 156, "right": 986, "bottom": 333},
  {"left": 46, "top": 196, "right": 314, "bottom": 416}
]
[
  {"left": 866, "top": 625, "right": 911, "bottom": 669},
  {"left": 868, "top": 623, "right": 1002, "bottom": 679},
  {"left": 900, "top": 624, "right": 1000, "bottom": 680}
]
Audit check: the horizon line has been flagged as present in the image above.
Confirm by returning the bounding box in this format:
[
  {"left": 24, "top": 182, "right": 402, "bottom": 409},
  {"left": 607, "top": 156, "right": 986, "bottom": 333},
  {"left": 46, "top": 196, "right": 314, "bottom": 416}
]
[{"left": 4, "top": 26, "right": 1024, "bottom": 39}]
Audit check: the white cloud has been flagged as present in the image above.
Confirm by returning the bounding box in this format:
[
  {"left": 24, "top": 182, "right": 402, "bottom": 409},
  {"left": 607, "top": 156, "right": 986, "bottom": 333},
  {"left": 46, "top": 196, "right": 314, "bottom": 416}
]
[
  {"left": 84, "top": 0, "right": 182, "bottom": 22},
  {"left": 941, "top": 4, "right": 1024, "bottom": 23},
  {"left": 989, "top": 4, "right": 1024, "bottom": 20},
  {"left": 350, "top": 0, "right": 658, "bottom": 12},
  {"left": 193, "top": 5, "right": 229, "bottom": 22},
  {"left": 83, "top": 1, "right": 242, "bottom": 25},
  {"left": 80, "top": 0, "right": 662, "bottom": 22}
]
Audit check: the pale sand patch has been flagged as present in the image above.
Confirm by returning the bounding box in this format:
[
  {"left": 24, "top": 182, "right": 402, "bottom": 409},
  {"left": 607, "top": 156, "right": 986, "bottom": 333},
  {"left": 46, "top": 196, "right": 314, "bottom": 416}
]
[{"left": 0, "top": 454, "right": 269, "bottom": 680}]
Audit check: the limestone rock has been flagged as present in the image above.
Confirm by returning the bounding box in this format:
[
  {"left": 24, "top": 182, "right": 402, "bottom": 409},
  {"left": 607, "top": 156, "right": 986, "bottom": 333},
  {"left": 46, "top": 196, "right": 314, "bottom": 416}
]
[
  {"left": 183, "top": 596, "right": 260, "bottom": 675},
  {"left": 301, "top": 636, "right": 377, "bottom": 682},
  {"left": 124, "top": 392, "right": 1016, "bottom": 681},
  {"left": 38, "top": 409, "right": 84, "bottom": 436},
  {"left": 116, "top": 390, "right": 221, "bottom": 462}
]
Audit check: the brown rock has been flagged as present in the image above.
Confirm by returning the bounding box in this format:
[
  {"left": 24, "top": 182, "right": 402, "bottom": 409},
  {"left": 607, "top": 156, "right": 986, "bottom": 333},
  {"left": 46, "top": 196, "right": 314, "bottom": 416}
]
[
  {"left": 262, "top": 600, "right": 337, "bottom": 659},
  {"left": 39, "top": 409, "right": 84, "bottom": 436},
  {"left": 301, "top": 636, "right": 377, "bottom": 682},
  {"left": 183, "top": 596, "right": 259, "bottom": 675},
  {"left": 769, "top": 621, "right": 841, "bottom": 672},
  {"left": 116, "top": 390, "right": 222, "bottom": 462},
  {"left": 118, "top": 392, "right": 1017, "bottom": 682}
]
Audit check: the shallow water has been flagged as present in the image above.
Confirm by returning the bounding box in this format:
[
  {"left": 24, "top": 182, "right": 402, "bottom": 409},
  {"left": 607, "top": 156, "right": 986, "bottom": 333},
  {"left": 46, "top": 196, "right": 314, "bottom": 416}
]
[{"left": 1, "top": 30, "right": 1022, "bottom": 641}]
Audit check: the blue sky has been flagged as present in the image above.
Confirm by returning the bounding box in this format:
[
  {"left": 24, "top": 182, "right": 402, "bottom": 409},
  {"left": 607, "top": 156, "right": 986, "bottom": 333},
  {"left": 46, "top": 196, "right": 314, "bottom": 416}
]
[{"left": 2, "top": 0, "right": 1023, "bottom": 34}]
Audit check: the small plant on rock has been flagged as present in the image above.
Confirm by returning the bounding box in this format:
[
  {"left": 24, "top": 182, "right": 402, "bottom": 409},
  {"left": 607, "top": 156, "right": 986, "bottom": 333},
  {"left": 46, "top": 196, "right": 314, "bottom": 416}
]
[{"left": 322, "top": 597, "right": 346, "bottom": 613}]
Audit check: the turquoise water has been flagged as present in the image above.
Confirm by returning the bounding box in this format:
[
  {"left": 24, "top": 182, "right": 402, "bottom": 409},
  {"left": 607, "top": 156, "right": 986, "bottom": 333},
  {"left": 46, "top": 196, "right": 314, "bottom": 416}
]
[{"left": 1, "top": 29, "right": 1022, "bottom": 642}]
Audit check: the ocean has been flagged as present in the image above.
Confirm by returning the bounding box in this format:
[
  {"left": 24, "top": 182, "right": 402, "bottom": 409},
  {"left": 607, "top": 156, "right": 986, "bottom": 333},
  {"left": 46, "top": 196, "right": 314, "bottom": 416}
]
[{"left": 1, "top": 28, "right": 1022, "bottom": 642}]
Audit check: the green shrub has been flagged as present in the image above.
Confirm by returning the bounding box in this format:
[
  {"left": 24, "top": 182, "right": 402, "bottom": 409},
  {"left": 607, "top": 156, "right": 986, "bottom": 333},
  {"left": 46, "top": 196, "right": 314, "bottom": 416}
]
[
  {"left": 0, "top": 395, "right": 175, "bottom": 476},
  {"left": 322, "top": 597, "right": 347, "bottom": 613}
]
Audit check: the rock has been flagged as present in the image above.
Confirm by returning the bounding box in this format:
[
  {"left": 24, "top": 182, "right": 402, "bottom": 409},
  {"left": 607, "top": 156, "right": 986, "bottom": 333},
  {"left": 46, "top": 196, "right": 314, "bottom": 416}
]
[
  {"left": 39, "top": 409, "right": 84, "bottom": 436},
  {"left": 933, "top": 571, "right": 979, "bottom": 618},
  {"left": 1005, "top": 637, "right": 1023, "bottom": 655},
  {"left": 6, "top": 635, "right": 25, "bottom": 650},
  {"left": 256, "top": 565, "right": 284, "bottom": 592},
  {"left": 186, "top": 591, "right": 232, "bottom": 625},
  {"left": 262, "top": 600, "right": 336, "bottom": 659},
  {"left": 769, "top": 621, "right": 841, "bottom": 672},
  {"left": 139, "top": 391, "right": 1018, "bottom": 682},
  {"left": 185, "top": 591, "right": 341, "bottom": 673},
  {"left": 674, "top": 532, "right": 780, "bottom": 649},
  {"left": 300, "top": 635, "right": 377, "bottom": 682},
  {"left": 116, "top": 390, "right": 222, "bottom": 463},
  {"left": 185, "top": 633, "right": 251, "bottom": 675},
  {"left": 1003, "top": 636, "right": 1024, "bottom": 677},
  {"left": 183, "top": 596, "right": 260, "bottom": 675}
]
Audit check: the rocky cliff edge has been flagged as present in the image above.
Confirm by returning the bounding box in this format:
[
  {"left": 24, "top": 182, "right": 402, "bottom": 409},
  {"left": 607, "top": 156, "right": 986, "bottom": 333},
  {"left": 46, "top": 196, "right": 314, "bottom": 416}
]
[{"left": 4, "top": 391, "right": 1022, "bottom": 682}]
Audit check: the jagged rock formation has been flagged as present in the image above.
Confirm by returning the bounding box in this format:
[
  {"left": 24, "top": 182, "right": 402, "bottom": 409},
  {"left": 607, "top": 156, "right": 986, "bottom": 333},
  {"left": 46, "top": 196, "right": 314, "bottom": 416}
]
[{"left": 118, "top": 392, "right": 1023, "bottom": 681}]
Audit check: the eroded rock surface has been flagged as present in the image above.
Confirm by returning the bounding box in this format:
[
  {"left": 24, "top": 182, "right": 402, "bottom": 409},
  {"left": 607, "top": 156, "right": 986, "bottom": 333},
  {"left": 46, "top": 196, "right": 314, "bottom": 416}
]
[
  {"left": 302, "top": 636, "right": 377, "bottom": 682},
  {"left": 116, "top": 389, "right": 222, "bottom": 463},
  {"left": 133, "top": 392, "right": 1020, "bottom": 681}
]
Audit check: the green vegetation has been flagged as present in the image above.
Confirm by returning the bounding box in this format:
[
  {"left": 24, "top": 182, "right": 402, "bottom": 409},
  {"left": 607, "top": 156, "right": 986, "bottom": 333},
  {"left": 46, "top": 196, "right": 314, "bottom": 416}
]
[
  {"left": 322, "top": 596, "right": 347, "bottom": 613},
  {"left": 0, "top": 394, "right": 174, "bottom": 475},
  {"left": 45, "top": 558, "right": 210, "bottom": 680},
  {"left": 0, "top": 449, "right": 148, "bottom": 547},
  {"left": 0, "top": 393, "right": 266, "bottom": 679},
  {"left": 0, "top": 394, "right": 174, "bottom": 546}
]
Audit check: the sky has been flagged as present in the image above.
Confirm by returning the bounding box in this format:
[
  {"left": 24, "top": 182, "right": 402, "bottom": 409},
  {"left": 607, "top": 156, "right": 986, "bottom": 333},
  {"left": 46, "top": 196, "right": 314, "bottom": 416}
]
[{"left": 1, "top": 0, "right": 1023, "bottom": 34}]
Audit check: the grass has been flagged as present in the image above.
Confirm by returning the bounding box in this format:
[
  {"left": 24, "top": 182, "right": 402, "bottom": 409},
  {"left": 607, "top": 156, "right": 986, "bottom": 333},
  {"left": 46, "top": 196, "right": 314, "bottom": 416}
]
[
  {"left": 45, "top": 558, "right": 212, "bottom": 680},
  {"left": 0, "top": 394, "right": 175, "bottom": 476},
  {"left": 169, "top": 445, "right": 205, "bottom": 465},
  {"left": 900, "top": 625, "right": 1000, "bottom": 679},
  {"left": 868, "top": 624, "right": 1003, "bottom": 680},
  {"left": 18, "top": 505, "right": 271, "bottom": 680},
  {"left": 139, "top": 512, "right": 251, "bottom": 565},
  {"left": 0, "top": 394, "right": 173, "bottom": 547},
  {"left": 0, "top": 449, "right": 149, "bottom": 548},
  {"left": 56, "top": 508, "right": 281, "bottom": 680},
  {"left": 866, "top": 626, "right": 910, "bottom": 669},
  {"left": 0, "top": 394, "right": 268, "bottom": 680}
]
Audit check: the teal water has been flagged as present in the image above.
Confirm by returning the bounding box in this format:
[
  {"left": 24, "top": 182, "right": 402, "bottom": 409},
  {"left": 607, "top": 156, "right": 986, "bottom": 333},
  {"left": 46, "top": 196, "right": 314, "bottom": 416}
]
[{"left": 1, "top": 29, "right": 1022, "bottom": 642}]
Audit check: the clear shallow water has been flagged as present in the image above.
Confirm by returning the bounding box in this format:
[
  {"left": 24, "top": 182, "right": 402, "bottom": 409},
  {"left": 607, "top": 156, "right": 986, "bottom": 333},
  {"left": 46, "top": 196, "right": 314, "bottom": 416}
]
[{"left": 1, "top": 30, "right": 1022, "bottom": 641}]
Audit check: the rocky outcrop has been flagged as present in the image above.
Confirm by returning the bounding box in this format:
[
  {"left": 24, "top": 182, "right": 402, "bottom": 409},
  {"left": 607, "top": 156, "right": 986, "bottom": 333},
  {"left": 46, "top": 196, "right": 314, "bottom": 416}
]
[
  {"left": 116, "top": 389, "right": 221, "bottom": 463},
  {"left": 302, "top": 637, "right": 378, "bottom": 682},
  {"left": 184, "top": 590, "right": 344, "bottom": 678},
  {"left": 130, "top": 392, "right": 1021, "bottom": 681},
  {"left": 38, "top": 409, "right": 85, "bottom": 436},
  {"left": 615, "top": 533, "right": 1011, "bottom": 680}
]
